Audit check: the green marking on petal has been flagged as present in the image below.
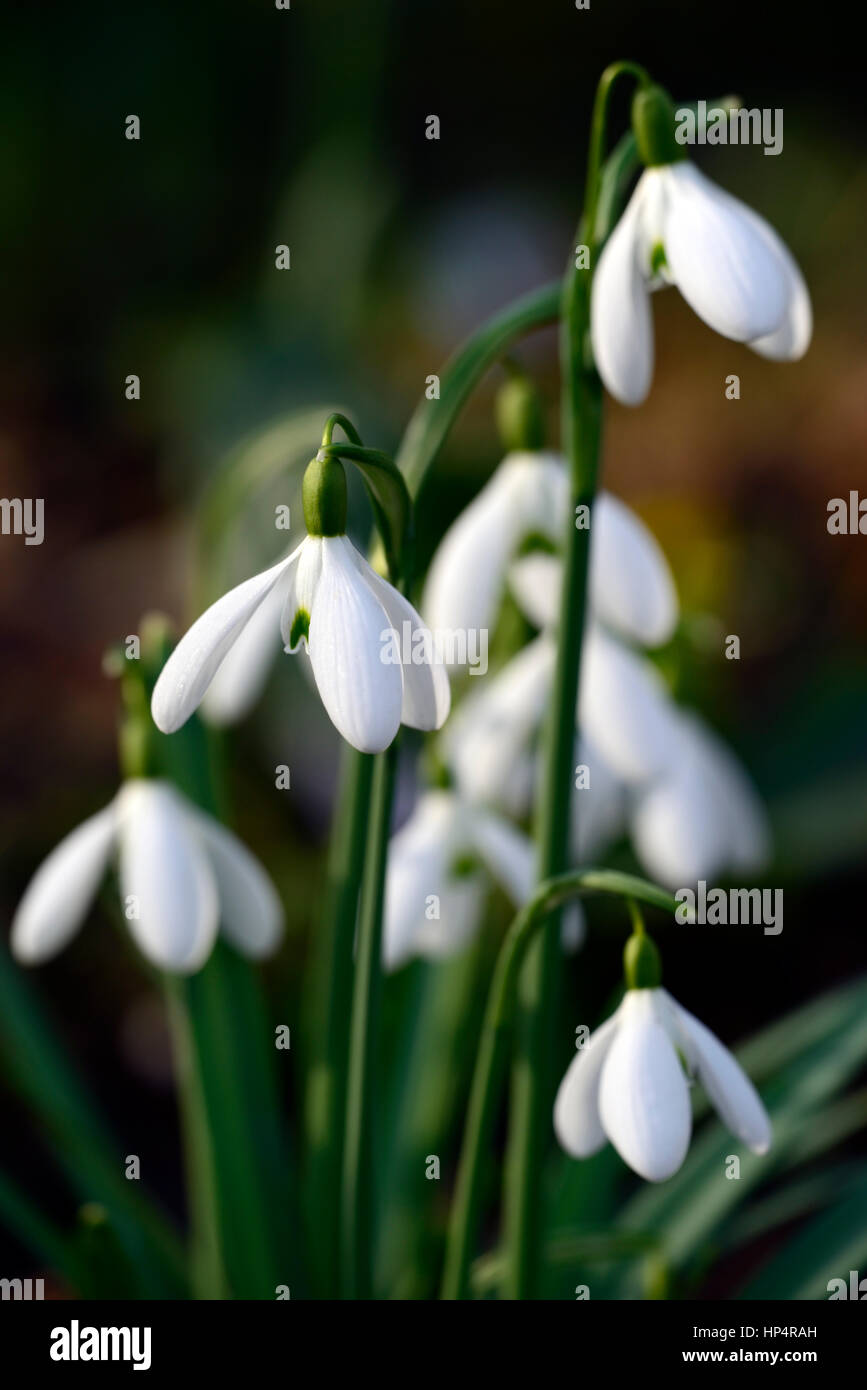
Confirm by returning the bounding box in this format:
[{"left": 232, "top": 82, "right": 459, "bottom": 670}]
[
  {"left": 450, "top": 852, "right": 481, "bottom": 880},
  {"left": 516, "top": 530, "right": 558, "bottom": 558},
  {"left": 289, "top": 608, "right": 310, "bottom": 649},
  {"left": 650, "top": 241, "right": 667, "bottom": 276}
]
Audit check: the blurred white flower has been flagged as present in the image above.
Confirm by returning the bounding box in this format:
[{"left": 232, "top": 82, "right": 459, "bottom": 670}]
[
  {"left": 443, "top": 610, "right": 769, "bottom": 884},
  {"left": 554, "top": 986, "right": 771, "bottom": 1181},
  {"left": 424, "top": 462, "right": 678, "bottom": 655},
  {"left": 630, "top": 711, "right": 770, "bottom": 889},
  {"left": 152, "top": 534, "right": 450, "bottom": 755},
  {"left": 383, "top": 789, "right": 583, "bottom": 970},
  {"left": 591, "top": 162, "right": 812, "bottom": 406},
  {"left": 11, "top": 779, "right": 283, "bottom": 974}
]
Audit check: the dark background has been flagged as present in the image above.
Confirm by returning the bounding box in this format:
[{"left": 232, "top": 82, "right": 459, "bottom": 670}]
[{"left": 1, "top": 0, "right": 865, "bottom": 1292}]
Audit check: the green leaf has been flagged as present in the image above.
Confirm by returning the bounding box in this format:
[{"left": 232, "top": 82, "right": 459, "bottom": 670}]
[
  {"left": 0, "top": 943, "right": 187, "bottom": 1296},
  {"left": 0, "top": 1165, "right": 80, "bottom": 1286},
  {"left": 739, "top": 1175, "right": 867, "bottom": 1300},
  {"left": 396, "top": 282, "right": 561, "bottom": 500}
]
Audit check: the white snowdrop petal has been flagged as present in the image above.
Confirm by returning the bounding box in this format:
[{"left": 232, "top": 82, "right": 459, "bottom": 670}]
[
  {"left": 570, "top": 734, "right": 628, "bottom": 864},
  {"left": 662, "top": 163, "right": 789, "bottom": 343},
  {"left": 11, "top": 803, "right": 118, "bottom": 964},
  {"left": 580, "top": 626, "right": 682, "bottom": 784},
  {"left": 554, "top": 1006, "right": 623, "bottom": 1158},
  {"left": 352, "top": 545, "right": 450, "bottom": 731},
  {"left": 560, "top": 901, "right": 587, "bottom": 954},
  {"left": 202, "top": 577, "right": 286, "bottom": 726},
  {"left": 190, "top": 810, "right": 284, "bottom": 959},
  {"left": 669, "top": 995, "right": 772, "bottom": 1154},
  {"left": 118, "top": 782, "right": 218, "bottom": 974},
  {"left": 591, "top": 178, "right": 655, "bottom": 406},
  {"left": 508, "top": 551, "right": 562, "bottom": 631},
  {"left": 383, "top": 792, "right": 457, "bottom": 970},
  {"left": 743, "top": 211, "right": 812, "bottom": 360},
  {"left": 631, "top": 770, "right": 727, "bottom": 889},
  {"left": 307, "top": 537, "right": 403, "bottom": 753},
  {"left": 590, "top": 493, "right": 678, "bottom": 646},
  {"left": 422, "top": 453, "right": 567, "bottom": 648},
  {"left": 599, "top": 989, "right": 692, "bottom": 1181},
  {"left": 467, "top": 808, "right": 534, "bottom": 905},
  {"left": 152, "top": 551, "right": 299, "bottom": 734},
  {"left": 445, "top": 635, "right": 555, "bottom": 808},
  {"left": 414, "top": 876, "right": 487, "bottom": 961}
]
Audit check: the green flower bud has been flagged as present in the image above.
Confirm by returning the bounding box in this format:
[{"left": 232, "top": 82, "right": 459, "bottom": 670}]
[
  {"left": 495, "top": 375, "right": 545, "bottom": 453},
  {"left": 303, "top": 453, "right": 348, "bottom": 536},
  {"left": 623, "top": 927, "right": 663, "bottom": 990},
  {"left": 632, "top": 84, "right": 686, "bottom": 169}
]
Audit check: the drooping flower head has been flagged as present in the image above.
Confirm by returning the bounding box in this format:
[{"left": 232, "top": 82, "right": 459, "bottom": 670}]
[
  {"left": 591, "top": 84, "right": 812, "bottom": 406},
  {"left": 152, "top": 449, "right": 450, "bottom": 754},
  {"left": 554, "top": 923, "right": 771, "bottom": 1181},
  {"left": 11, "top": 779, "right": 283, "bottom": 974}
]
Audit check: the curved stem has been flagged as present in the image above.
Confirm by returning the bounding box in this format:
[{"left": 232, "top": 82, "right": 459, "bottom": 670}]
[
  {"left": 340, "top": 742, "right": 399, "bottom": 1298},
  {"left": 321, "top": 412, "right": 363, "bottom": 448},
  {"left": 502, "top": 61, "right": 647, "bottom": 1301},
  {"left": 442, "top": 871, "right": 677, "bottom": 1300}
]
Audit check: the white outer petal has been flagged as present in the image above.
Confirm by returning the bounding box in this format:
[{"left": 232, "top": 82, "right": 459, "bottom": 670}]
[
  {"left": 590, "top": 492, "right": 678, "bottom": 646},
  {"left": 10, "top": 802, "right": 118, "bottom": 964},
  {"left": 202, "top": 577, "right": 285, "bottom": 726},
  {"left": 599, "top": 988, "right": 692, "bottom": 1182},
  {"left": 117, "top": 781, "right": 218, "bottom": 973},
  {"left": 571, "top": 733, "right": 628, "bottom": 863},
  {"left": 742, "top": 209, "right": 812, "bottom": 361},
  {"left": 152, "top": 550, "right": 299, "bottom": 733},
  {"left": 188, "top": 808, "right": 284, "bottom": 959},
  {"left": 383, "top": 792, "right": 482, "bottom": 969},
  {"left": 306, "top": 536, "right": 403, "bottom": 753},
  {"left": 665, "top": 991, "right": 771, "bottom": 1154},
  {"left": 554, "top": 1005, "right": 624, "bottom": 1157},
  {"left": 422, "top": 452, "right": 567, "bottom": 648},
  {"left": 631, "top": 712, "right": 770, "bottom": 886},
  {"left": 661, "top": 163, "right": 788, "bottom": 342},
  {"left": 591, "top": 176, "right": 655, "bottom": 406},
  {"left": 352, "top": 547, "right": 450, "bottom": 731},
  {"left": 445, "top": 635, "right": 555, "bottom": 808},
  {"left": 579, "top": 626, "right": 682, "bottom": 784}
]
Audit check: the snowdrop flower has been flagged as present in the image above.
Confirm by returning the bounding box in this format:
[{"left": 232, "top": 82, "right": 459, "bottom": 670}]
[
  {"left": 555, "top": 986, "right": 771, "bottom": 1182},
  {"left": 383, "top": 789, "right": 584, "bottom": 969},
  {"left": 591, "top": 85, "right": 811, "bottom": 407},
  {"left": 152, "top": 454, "right": 450, "bottom": 754},
  {"left": 630, "top": 710, "right": 770, "bottom": 888},
  {"left": 11, "top": 780, "right": 283, "bottom": 974},
  {"left": 424, "top": 462, "right": 678, "bottom": 653}
]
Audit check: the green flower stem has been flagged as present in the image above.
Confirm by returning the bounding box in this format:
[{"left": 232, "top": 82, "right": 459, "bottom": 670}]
[
  {"left": 502, "top": 61, "right": 649, "bottom": 1301},
  {"left": 162, "top": 975, "right": 228, "bottom": 1299},
  {"left": 305, "top": 744, "right": 375, "bottom": 1296},
  {"left": 442, "top": 871, "right": 678, "bottom": 1300},
  {"left": 321, "top": 412, "right": 363, "bottom": 448},
  {"left": 340, "top": 742, "right": 399, "bottom": 1299}
]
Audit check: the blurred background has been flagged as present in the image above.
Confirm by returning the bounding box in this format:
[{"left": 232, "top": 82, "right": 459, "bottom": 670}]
[{"left": 1, "top": 0, "right": 866, "bottom": 1298}]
